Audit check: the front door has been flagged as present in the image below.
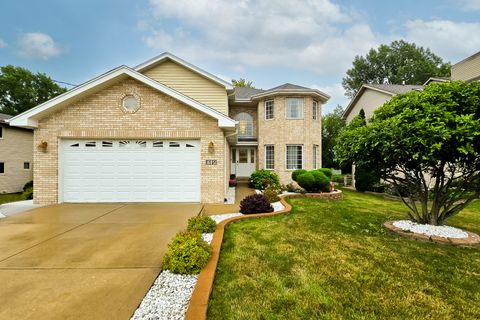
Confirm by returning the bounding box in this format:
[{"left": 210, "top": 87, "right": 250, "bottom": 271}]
[{"left": 231, "top": 148, "right": 256, "bottom": 177}]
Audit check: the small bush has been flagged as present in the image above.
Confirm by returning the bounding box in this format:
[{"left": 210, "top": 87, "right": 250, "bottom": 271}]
[
  {"left": 332, "top": 174, "right": 344, "bottom": 184},
  {"left": 23, "top": 181, "right": 33, "bottom": 192},
  {"left": 286, "top": 183, "right": 297, "bottom": 193},
  {"left": 187, "top": 215, "right": 217, "bottom": 233},
  {"left": 162, "top": 231, "right": 212, "bottom": 275},
  {"left": 249, "top": 170, "right": 280, "bottom": 190},
  {"left": 292, "top": 169, "right": 307, "bottom": 182},
  {"left": 296, "top": 172, "right": 316, "bottom": 192},
  {"left": 316, "top": 168, "right": 333, "bottom": 179},
  {"left": 263, "top": 185, "right": 280, "bottom": 203},
  {"left": 312, "top": 171, "right": 330, "bottom": 192},
  {"left": 239, "top": 194, "right": 273, "bottom": 214},
  {"left": 23, "top": 186, "right": 33, "bottom": 200}
]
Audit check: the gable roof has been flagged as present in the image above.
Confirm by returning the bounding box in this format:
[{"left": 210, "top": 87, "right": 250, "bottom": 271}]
[
  {"left": 135, "top": 52, "right": 234, "bottom": 90},
  {"left": 343, "top": 84, "right": 424, "bottom": 119},
  {"left": 230, "top": 83, "right": 330, "bottom": 103},
  {"left": 7, "top": 66, "right": 236, "bottom": 129}
]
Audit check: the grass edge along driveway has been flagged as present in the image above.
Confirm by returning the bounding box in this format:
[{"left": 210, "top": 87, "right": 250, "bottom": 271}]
[{"left": 208, "top": 189, "right": 480, "bottom": 320}]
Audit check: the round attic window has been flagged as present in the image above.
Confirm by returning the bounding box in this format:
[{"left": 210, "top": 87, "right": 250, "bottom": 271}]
[{"left": 122, "top": 95, "right": 139, "bottom": 112}]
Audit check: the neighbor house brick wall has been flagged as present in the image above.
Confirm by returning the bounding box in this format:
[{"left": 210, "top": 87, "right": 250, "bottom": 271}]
[
  {"left": 34, "top": 78, "right": 226, "bottom": 205},
  {"left": 0, "top": 125, "right": 33, "bottom": 193},
  {"left": 257, "top": 96, "right": 322, "bottom": 184}
]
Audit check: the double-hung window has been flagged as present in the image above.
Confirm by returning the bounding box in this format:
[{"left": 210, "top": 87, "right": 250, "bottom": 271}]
[
  {"left": 285, "top": 98, "right": 304, "bottom": 119},
  {"left": 265, "top": 100, "right": 274, "bottom": 120},
  {"left": 286, "top": 145, "right": 303, "bottom": 170},
  {"left": 265, "top": 145, "right": 274, "bottom": 169},
  {"left": 313, "top": 145, "right": 319, "bottom": 169},
  {"left": 313, "top": 101, "right": 318, "bottom": 120}
]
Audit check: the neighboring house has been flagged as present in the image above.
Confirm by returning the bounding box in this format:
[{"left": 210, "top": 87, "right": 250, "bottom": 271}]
[
  {"left": 0, "top": 113, "right": 33, "bottom": 193},
  {"left": 8, "top": 52, "right": 329, "bottom": 205},
  {"left": 342, "top": 50, "right": 480, "bottom": 186}
]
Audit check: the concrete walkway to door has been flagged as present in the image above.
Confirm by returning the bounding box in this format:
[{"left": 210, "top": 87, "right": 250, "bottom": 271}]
[{"left": 0, "top": 202, "right": 201, "bottom": 320}]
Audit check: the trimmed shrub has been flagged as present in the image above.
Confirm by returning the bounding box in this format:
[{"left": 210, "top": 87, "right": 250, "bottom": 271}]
[
  {"left": 249, "top": 170, "right": 280, "bottom": 190},
  {"left": 292, "top": 169, "right": 307, "bottom": 182},
  {"left": 263, "top": 185, "right": 280, "bottom": 203},
  {"left": 23, "top": 181, "right": 33, "bottom": 192},
  {"left": 187, "top": 215, "right": 217, "bottom": 233},
  {"left": 22, "top": 186, "right": 33, "bottom": 200},
  {"left": 354, "top": 165, "right": 380, "bottom": 192},
  {"left": 239, "top": 194, "right": 273, "bottom": 214},
  {"left": 296, "top": 172, "right": 316, "bottom": 192},
  {"left": 312, "top": 170, "right": 330, "bottom": 192},
  {"left": 316, "top": 168, "right": 333, "bottom": 179},
  {"left": 162, "top": 231, "right": 212, "bottom": 275}
]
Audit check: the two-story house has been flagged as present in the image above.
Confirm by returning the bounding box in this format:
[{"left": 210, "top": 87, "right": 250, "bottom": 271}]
[
  {"left": 8, "top": 53, "right": 329, "bottom": 205},
  {"left": 0, "top": 113, "right": 33, "bottom": 194}
]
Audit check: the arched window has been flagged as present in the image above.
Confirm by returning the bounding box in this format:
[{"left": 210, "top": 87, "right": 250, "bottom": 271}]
[{"left": 234, "top": 112, "right": 253, "bottom": 137}]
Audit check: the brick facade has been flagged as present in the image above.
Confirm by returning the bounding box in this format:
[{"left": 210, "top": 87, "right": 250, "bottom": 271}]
[
  {"left": 0, "top": 125, "right": 33, "bottom": 193},
  {"left": 257, "top": 96, "right": 322, "bottom": 184},
  {"left": 33, "top": 78, "right": 226, "bottom": 205}
]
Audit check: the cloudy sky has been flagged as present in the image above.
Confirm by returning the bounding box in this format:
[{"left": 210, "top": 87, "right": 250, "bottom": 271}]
[{"left": 0, "top": 0, "right": 479, "bottom": 113}]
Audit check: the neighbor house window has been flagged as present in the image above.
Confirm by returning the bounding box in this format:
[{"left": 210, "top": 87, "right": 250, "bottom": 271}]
[
  {"left": 313, "top": 101, "right": 318, "bottom": 120},
  {"left": 286, "top": 145, "right": 303, "bottom": 170},
  {"left": 234, "top": 112, "right": 254, "bottom": 136},
  {"left": 285, "top": 98, "right": 304, "bottom": 119},
  {"left": 0, "top": 162, "right": 4, "bottom": 174},
  {"left": 24, "top": 162, "right": 30, "bottom": 170},
  {"left": 0, "top": 127, "right": 3, "bottom": 139},
  {"left": 265, "top": 100, "right": 274, "bottom": 120},
  {"left": 265, "top": 145, "right": 274, "bottom": 169},
  {"left": 313, "top": 145, "right": 319, "bottom": 169}
]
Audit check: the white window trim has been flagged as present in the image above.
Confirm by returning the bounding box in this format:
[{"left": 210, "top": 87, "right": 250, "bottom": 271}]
[
  {"left": 313, "top": 145, "right": 319, "bottom": 169},
  {"left": 313, "top": 100, "right": 318, "bottom": 120},
  {"left": 285, "top": 144, "right": 304, "bottom": 170},
  {"left": 285, "top": 98, "right": 304, "bottom": 120},
  {"left": 264, "top": 100, "right": 274, "bottom": 120},
  {"left": 264, "top": 145, "right": 275, "bottom": 170}
]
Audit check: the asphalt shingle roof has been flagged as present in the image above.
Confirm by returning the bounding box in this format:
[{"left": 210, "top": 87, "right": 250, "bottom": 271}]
[
  {"left": 366, "top": 84, "right": 424, "bottom": 95},
  {"left": 0, "top": 113, "right": 12, "bottom": 123},
  {"left": 233, "top": 87, "right": 264, "bottom": 100}
]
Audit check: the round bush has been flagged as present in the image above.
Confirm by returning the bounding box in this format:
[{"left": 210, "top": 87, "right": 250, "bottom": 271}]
[
  {"left": 249, "top": 170, "right": 280, "bottom": 190},
  {"left": 316, "top": 168, "right": 333, "bottom": 179},
  {"left": 296, "top": 172, "right": 316, "bottom": 192},
  {"left": 292, "top": 169, "right": 307, "bottom": 182},
  {"left": 187, "top": 215, "right": 217, "bottom": 233},
  {"left": 162, "top": 231, "right": 212, "bottom": 275},
  {"left": 312, "top": 170, "right": 330, "bottom": 192},
  {"left": 239, "top": 194, "right": 273, "bottom": 214}
]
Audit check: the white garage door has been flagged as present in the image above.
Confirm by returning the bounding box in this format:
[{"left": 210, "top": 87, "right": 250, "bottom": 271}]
[{"left": 60, "top": 139, "right": 201, "bottom": 202}]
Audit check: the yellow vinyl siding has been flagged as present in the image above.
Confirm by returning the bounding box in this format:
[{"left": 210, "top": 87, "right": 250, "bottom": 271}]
[
  {"left": 345, "top": 89, "right": 392, "bottom": 123},
  {"left": 451, "top": 52, "right": 480, "bottom": 82},
  {"left": 142, "top": 60, "right": 229, "bottom": 115}
]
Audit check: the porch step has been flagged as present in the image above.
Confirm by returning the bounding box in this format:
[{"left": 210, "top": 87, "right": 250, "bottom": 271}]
[{"left": 236, "top": 177, "right": 250, "bottom": 183}]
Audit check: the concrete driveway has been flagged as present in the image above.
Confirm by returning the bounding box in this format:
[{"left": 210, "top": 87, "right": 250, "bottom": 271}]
[{"left": 0, "top": 202, "right": 202, "bottom": 320}]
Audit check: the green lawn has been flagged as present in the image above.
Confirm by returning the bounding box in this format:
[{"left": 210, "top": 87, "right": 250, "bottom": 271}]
[
  {"left": 0, "top": 193, "right": 24, "bottom": 205},
  {"left": 208, "top": 189, "right": 480, "bottom": 320}
]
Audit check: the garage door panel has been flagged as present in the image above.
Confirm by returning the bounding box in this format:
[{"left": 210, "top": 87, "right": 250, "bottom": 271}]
[{"left": 61, "top": 139, "right": 201, "bottom": 202}]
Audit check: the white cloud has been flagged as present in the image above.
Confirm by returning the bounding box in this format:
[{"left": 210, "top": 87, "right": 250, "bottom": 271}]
[
  {"left": 405, "top": 19, "right": 480, "bottom": 62},
  {"left": 313, "top": 83, "right": 349, "bottom": 114},
  {"left": 143, "top": 0, "right": 378, "bottom": 77},
  {"left": 0, "top": 39, "right": 6, "bottom": 48},
  {"left": 459, "top": 0, "right": 480, "bottom": 10},
  {"left": 17, "top": 32, "right": 61, "bottom": 60}
]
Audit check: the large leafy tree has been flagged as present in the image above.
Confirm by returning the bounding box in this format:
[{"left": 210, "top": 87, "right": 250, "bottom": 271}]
[
  {"left": 342, "top": 40, "right": 451, "bottom": 98},
  {"left": 0, "top": 65, "right": 67, "bottom": 116},
  {"left": 321, "top": 105, "right": 346, "bottom": 168},
  {"left": 232, "top": 78, "right": 255, "bottom": 88},
  {"left": 335, "top": 81, "right": 480, "bottom": 225}
]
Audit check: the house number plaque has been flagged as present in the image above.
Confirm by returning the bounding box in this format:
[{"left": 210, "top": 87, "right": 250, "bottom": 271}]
[{"left": 205, "top": 159, "right": 218, "bottom": 165}]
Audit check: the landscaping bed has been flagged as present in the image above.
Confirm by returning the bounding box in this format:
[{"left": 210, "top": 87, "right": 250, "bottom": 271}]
[{"left": 207, "top": 190, "right": 480, "bottom": 319}]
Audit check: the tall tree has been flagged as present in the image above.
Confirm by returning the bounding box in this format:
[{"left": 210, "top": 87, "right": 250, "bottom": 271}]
[
  {"left": 321, "top": 105, "right": 346, "bottom": 168},
  {"left": 342, "top": 40, "right": 451, "bottom": 98},
  {"left": 335, "top": 81, "right": 480, "bottom": 225},
  {"left": 0, "top": 65, "right": 67, "bottom": 116},
  {"left": 232, "top": 78, "right": 255, "bottom": 88}
]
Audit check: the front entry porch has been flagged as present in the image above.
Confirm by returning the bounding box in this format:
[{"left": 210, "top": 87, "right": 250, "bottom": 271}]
[{"left": 230, "top": 147, "right": 257, "bottom": 178}]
